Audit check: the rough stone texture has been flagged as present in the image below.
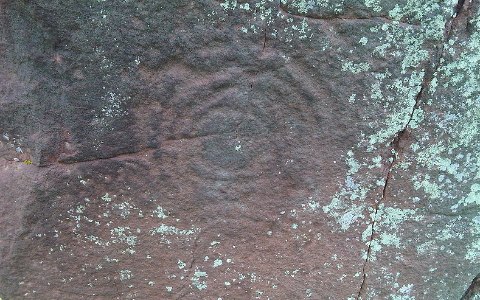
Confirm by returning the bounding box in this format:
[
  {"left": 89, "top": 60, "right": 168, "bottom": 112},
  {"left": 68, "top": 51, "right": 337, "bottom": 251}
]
[{"left": 0, "top": 0, "right": 479, "bottom": 299}]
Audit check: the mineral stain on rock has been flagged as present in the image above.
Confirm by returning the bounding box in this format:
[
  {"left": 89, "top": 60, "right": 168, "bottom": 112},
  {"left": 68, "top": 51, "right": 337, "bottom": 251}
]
[{"left": 1, "top": 0, "right": 479, "bottom": 299}]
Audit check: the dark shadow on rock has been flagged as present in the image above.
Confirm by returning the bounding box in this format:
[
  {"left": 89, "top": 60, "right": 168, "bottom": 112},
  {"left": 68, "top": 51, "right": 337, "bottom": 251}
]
[{"left": 462, "top": 273, "right": 480, "bottom": 300}]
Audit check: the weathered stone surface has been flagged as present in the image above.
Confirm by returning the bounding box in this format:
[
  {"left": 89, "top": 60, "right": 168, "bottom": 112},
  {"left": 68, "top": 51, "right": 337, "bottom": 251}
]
[{"left": 0, "top": 0, "right": 479, "bottom": 299}]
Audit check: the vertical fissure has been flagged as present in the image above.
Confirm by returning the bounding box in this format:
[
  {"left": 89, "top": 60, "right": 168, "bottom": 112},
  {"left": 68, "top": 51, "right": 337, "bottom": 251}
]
[
  {"left": 356, "top": 150, "right": 398, "bottom": 299},
  {"left": 175, "top": 234, "right": 200, "bottom": 300},
  {"left": 355, "top": 1, "right": 469, "bottom": 298},
  {"left": 263, "top": 25, "right": 267, "bottom": 51}
]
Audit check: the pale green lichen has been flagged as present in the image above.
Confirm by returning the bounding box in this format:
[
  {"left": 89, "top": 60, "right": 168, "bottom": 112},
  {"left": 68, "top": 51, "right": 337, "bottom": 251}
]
[
  {"left": 219, "top": 0, "right": 238, "bottom": 10},
  {"left": 94, "top": 91, "right": 130, "bottom": 130},
  {"left": 61, "top": 193, "right": 202, "bottom": 286},
  {"left": 119, "top": 269, "right": 133, "bottom": 281},
  {"left": 390, "top": 284, "right": 415, "bottom": 300},
  {"left": 412, "top": 142, "right": 472, "bottom": 188},
  {"left": 348, "top": 93, "right": 357, "bottom": 104},
  {"left": 153, "top": 206, "right": 168, "bottom": 219},
  {"left": 409, "top": 108, "right": 424, "bottom": 129},
  {"left": 323, "top": 196, "right": 365, "bottom": 231},
  {"left": 416, "top": 240, "right": 435, "bottom": 255},
  {"left": 191, "top": 269, "right": 208, "bottom": 290},
  {"left": 301, "top": 196, "right": 320, "bottom": 211},
  {"left": 465, "top": 216, "right": 480, "bottom": 262},
  {"left": 323, "top": 150, "right": 376, "bottom": 230},
  {"left": 150, "top": 224, "right": 198, "bottom": 236},
  {"left": 367, "top": 71, "right": 424, "bottom": 150},
  {"left": 412, "top": 174, "right": 442, "bottom": 199},
  {"left": 112, "top": 201, "right": 134, "bottom": 219},
  {"left": 52, "top": 1, "right": 479, "bottom": 297},
  {"left": 213, "top": 258, "right": 223, "bottom": 268},
  {"left": 368, "top": 155, "right": 382, "bottom": 169},
  {"left": 111, "top": 226, "right": 137, "bottom": 247},
  {"left": 210, "top": 240, "right": 220, "bottom": 247},
  {"left": 436, "top": 218, "right": 464, "bottom": 241},
  {"left": 216, "top": 0, "right": 313, "bottom": 42},
  {"left": 413, "top": 29, "right": 480, "bottom": 212},
  {"left": 239, "top": 3, "right": 250, "bottom": 11},
  {"left": 341, "top": 61, "right": 371, "bottom": 74},
  {"left": 364, "top": 0, "right": 382, "bottom": 12},
  {"left": 102, "top": 193, "right": 112, "bottom": 202},
  {"left": 452, "top": 184, "right": 480, "bottom": 211},
  {"left": 362, "top": 205, "right": 423, "bottom": 260},
  {"left": 379, "top": 206, "right": 422, "bottom": 229},
  {"left": 178, "top": 260, "right": 186, "bottom": 269},
  {"left": 379, "top": 232, "right": 401, "bottom": 247}
]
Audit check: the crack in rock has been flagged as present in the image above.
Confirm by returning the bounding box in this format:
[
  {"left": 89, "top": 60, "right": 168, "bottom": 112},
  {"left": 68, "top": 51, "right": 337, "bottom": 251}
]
[
  {"left": 355, "top": 147, "right": 398, "bottom": 299},
  {"left": 446, "top": 0, "right": 470, "bottom": 38},
  {"left": 54, "top": 131, "right": 241, "bottom": 166},
  {"left": 355, "top": 0, "right": 469, "bottom": 298},
  {"left": 175, "top": 233, "right": 200, "bottom": 300},
  {"left": 262, "top": 25, "right": 267, "bottom": 51},
  {"left": 278, "top": 4, "right": 419, "bottom": 27},
  {"left": 57, "top": 148, "right": 156, "bottom": 165},
  {"left": 461, "top": 273, "right": 480, "bottom": 300}
]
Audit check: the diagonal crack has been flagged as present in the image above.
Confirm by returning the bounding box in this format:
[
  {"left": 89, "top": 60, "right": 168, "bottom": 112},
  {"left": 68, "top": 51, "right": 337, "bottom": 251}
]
[
  {"left": 355, "top": 152, "right": 396, "bottom": 299},
  {"left": 175, "top": 233, "right": 200, "bottom": 300},
  {"left": 355, "top": 1, "right": 468, "bottom": 298},
  {"left": 461, "top": 273, "right": 480, "bottom": 300}
]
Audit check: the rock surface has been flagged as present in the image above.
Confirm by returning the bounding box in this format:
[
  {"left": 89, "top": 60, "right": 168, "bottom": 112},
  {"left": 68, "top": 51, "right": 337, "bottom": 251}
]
[{"left": 0, "top": 0, "right": 479, "bottom": 299}]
